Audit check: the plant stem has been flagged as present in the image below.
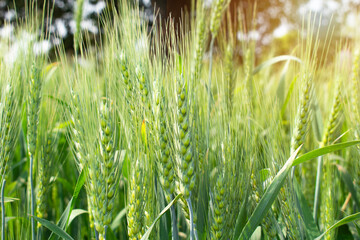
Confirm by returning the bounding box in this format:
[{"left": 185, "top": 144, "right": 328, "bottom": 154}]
[
  {"left": 313, "top": 155, "right": 323, "bottom": 222},
  {"left": 95, "top": 229, "right": 99, "bottom": 240},
  {"left": 30, "top": 154, "right": 35, "bottom": 240},
  {"left": 37, "top": 227, "right": 42, "bottom": 240},
  {"left": 207, "top": 37, "right": 215, "bottom": 150},
  {"left": 170, "top": 195, "right": 179, "bottom": 240},
  {"left": 1, "top": 179, "right": 6, "bottom": 240},
  {"left": 186, "top": 196, "right": 197, "bottom": 240},
  {"left": 104, "top": 225, "right": 107, "bottom": 240}
]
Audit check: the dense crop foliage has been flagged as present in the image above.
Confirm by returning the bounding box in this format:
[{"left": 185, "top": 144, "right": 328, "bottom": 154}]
[{"left": 1, "top": 1, "right": 360, "bottom": 239}]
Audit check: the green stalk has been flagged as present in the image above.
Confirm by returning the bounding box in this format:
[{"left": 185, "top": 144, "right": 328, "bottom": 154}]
[
  {"left": 104, "top": 226, "right": 108, "bottom": 240},
  {"left": 1, "top": 179, "right": 5, "bottom": 240},
  {"left": 95, "top": 229, "right": 99, "bottom": 240},
  {"left": 207, "top": 37, "right": 215, "bottom": 150},
  {"left": 30, "top": 154, "right": 35, "bottom": 240},
  {"left": 170, "top": 195, "right": 179, "bottom": 240},
  {"left": 37, "top": 227, "right": 42, "bottom": 240},
  {"left": 186, "top": 197, "right": 197, "bottom": 240},
  {"left": 313, "top": 155, "right": 323, "bottom": 222}
]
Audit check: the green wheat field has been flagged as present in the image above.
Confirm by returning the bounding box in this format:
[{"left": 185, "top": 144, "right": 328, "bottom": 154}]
[{"left": 1, "top": 0, "right": 360, "bottom": 239}]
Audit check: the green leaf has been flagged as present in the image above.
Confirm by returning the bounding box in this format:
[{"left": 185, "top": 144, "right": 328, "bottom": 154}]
[
  {"left": 253, "top": 55, "right": 301, "bottom": 75},
  {"left": 140, "top": 193, "right": 182, "bottom": 240},
  {"left": 293, "top": 177, "right": 321, "bottom": 239},
  {"left": 336, "top": 164, "right": 360, "bottom": 210},
  {"left": 292, "top": 141, "right": 360, "bottom": 166},
  {"left": 0, "top": 197, "right": 19, "bottom": 203},
  {"left": 110, "top": 207, "right": 128, "bottom": 230},
  {"left": 238, "top": 146, "right": 301, "bottom": 240},
  {"left": 65, "top": 167, "right": 87, "bottom": 226},
  {"left": 50, "top": 168, "right": 86, "bottom": 240},
  {"left": 250, "top": 226, "right": 262, "bottom": 240},
  {"left": 31, "top": 215, "right": 74, "bottom": 240},
  {"left": 196, "top": 166, "right": 210, "bottom": 240},
  {"left": 68, "top": 209, "right": 87, "bottom": 225},
  {"left": 315, "top": 212, "right": 360, "bottom": 240}
]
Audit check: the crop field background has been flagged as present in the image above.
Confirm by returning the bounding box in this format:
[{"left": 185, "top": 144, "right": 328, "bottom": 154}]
[{"left": 1, "top": 0, "right": 360, "bottom": 239}]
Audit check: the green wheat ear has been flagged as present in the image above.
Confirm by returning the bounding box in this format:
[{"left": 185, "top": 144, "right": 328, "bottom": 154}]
[
  {"left": 0, "top": 72, "right": 22, "bottom": 182},
  {"left": 191, "top": 7, "right": 207, "bottom": 83},
  {"left": 27, "top": 61, "right": 43, "bottom": 240},
  {"left": 36, "top": 133, "right": 58, "bottom": 225},
  {"left": 157, "top": 88, "right": 175, "bottom": 201},
  {"left": 74, "top": 0, "right": 85, "bottom": 53},
  {"left": 127, "top": 158, "right": 146, "bottom": 240},
  {"left": 210, "top": 0, "right": 230, "bottom": 38},
  {"left": 27, "top": 63, "right": 42, "bottom": 157},
  {"left": 224, "top": 44, "right": 235, "bottom": 115},
  {"left": 177, "top": 77, "right": 195, "bottom": 199},
  {"left": 210, "top": 169, "right": 226, "bottom": 239},
  {"left": 290, "top": 73, "right": 313, "bottom": 154},
  {"left": 99, "top": 98, "right": 119, "bottom": 227}
]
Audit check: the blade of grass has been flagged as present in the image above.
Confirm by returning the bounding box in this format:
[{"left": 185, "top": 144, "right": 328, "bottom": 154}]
[
  {"left": 110, "top": 207, "right": 128, "bottom": 230},
  {"left": 238, "top": 146, "right": 301, "bottom": 240},
  {"left": 253, "top": 55, "right": 301, "bottom": 75},
  {"left": 292, "top": 141, "right": 360, "bottom": 166},
  {"left": 314, "top": 212, "right": 360, "bottom": 240},
  {"left": 293, "top": 177, "right": 321, "bottom": 239},
  {"left": 50, "top": 167, "right": 86, "bottom": 240},
  {"left": 141, "top": 193, "right": 182, "bottom": 240},
  {"left": 238, "top": 140, "right": 359, "bottom": 239},
  {"left": 31, "top": 215, "right": 74, "bottom": 240},
  {"left": 68, "top": 209, "right": 87, "bottom": 225},
  {"left": 0, "top": 197, "right": 19, "bottom": 203}
]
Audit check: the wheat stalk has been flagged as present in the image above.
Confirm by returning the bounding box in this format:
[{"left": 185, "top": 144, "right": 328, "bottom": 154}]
[{"left": 27, "top": 62, "right": 43, "bottom": 240}]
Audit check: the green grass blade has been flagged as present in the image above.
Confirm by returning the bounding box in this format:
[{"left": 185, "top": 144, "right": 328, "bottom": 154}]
[
  {"left": 68, "top": 209, "right": 87, "bottom": 226},
  {"left": 31, "top": 216, "right": 74, "bottom": 240},
  {"left": 292, "top": 141, "right": 360, "bottom": 166},
  {"left": 64, "top": 167, "right": 87, "bottom": 228},
  {"left": 238, "top": 147, "right": 301, "bottom": 240},
  {"left": 314, "top": 212, "right": 360, "bottom": 240},
  {"left": 50, "top": 167, "right": 86, "bottom": 240},
  {"left": 0, "top": 197, "right": 19, "bottom": 203},
  {"left": 110, "top": 207, "right": 128, "bottom": 230},
  {"left": 232, "top": 187, "right": 249, "bottom": 239},
  {"left": 253, "top": 55, "right": 301, "bottom": 75},
  {"left": 293, "top": 177, "right": 321, "bottom": 239},
  {"left": 140, "top": 193, "right": 182, "bottom": 240},
  {"left": 196, "top": 167, "right": 210, "bottom": 239}
]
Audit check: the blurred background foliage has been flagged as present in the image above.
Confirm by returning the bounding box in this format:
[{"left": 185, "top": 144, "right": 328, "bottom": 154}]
[{"left": 0, "top": 0, "right": 359, "bottom": 60}]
